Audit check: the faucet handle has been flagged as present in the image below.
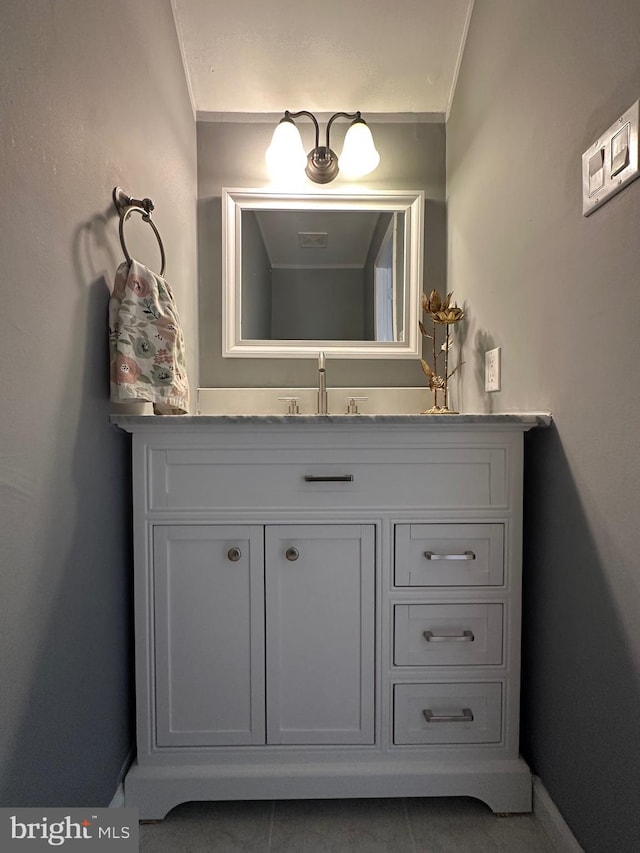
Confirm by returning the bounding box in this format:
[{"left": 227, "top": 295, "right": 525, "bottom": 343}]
[
  {"left": 278, "top": 396, "right": 300, "bottom": 415},
  {"left": 346, "top": 396, "right": 368, "bottom": 415}
]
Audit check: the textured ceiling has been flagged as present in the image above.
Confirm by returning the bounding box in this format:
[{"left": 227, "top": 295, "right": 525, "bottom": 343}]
[{"left": 171, "top": 0, "right": 474, "bottom": 119}]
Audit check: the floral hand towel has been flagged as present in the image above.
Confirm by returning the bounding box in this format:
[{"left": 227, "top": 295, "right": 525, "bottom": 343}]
[{"left": 109, "top": 259, "right": 189, "bottom": 414}]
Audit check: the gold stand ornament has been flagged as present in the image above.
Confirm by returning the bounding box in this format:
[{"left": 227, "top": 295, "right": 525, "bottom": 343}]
[{"left": 419, "top": 289, "right": 465, "bottom": 414}]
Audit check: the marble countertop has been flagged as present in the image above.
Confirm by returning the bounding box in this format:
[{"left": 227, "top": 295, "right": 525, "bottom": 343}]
[{"left": 111, "top": 412, "right": 552, "bottom": 429}]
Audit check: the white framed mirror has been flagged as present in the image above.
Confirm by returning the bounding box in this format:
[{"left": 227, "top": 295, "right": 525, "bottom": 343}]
[{"left": 222, "top": 188, "right": 424, "bottom": 358}]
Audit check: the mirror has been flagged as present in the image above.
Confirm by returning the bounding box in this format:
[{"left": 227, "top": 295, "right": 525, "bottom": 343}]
[{"left": 222, "top": 188, "right": 424, "bottom": 358}]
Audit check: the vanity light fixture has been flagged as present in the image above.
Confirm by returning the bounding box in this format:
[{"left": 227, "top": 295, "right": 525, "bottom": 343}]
[{"left": 265, "top": 110, "right": 380, "bottom": 184}]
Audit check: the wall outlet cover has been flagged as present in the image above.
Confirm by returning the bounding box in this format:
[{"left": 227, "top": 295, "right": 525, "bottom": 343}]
[{"left": 485, "top": 347, "right": 501, "bottom": 392}]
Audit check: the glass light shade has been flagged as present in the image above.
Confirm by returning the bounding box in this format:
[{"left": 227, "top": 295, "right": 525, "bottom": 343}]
[
  {"left": 339, "top": 121, "right": 380, "bottom": 178},
  {"left": 265, "top": 120, "right": 307, "bottom": 180}
]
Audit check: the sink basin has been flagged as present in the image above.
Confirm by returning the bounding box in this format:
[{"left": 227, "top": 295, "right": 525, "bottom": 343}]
[{"left": 197, "top": 387, "right": 429, "bottom": 416}]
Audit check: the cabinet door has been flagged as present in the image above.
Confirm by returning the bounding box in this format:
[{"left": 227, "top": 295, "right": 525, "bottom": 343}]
[
  {"left": 265, "top": 524, "right": 375, "bottom": 745},
  {"left": 153, "top": 526, "right": 265, "bottom": 746}
]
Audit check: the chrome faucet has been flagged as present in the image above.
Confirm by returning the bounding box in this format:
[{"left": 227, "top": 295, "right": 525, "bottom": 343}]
[{"left": 317, "top": 351, "right": 328, "bottom": 414}]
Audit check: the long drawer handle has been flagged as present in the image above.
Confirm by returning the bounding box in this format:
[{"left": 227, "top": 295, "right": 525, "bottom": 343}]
[
  {"left": 304, "top": 474, "right": 354, "bottom": 482},
  {"left": 423, "top": 708, "right": 474, "bottom": 723},
  {"left": 424, "top": 550, "right": 476, "bottom": 561},
  {"left": 423, "top": 629, "right": 475, "bottom": 643}
]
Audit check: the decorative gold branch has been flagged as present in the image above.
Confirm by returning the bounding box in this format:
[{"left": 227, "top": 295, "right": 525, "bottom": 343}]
[{"left": 419, "top": 289, "right": 466, "bottom": 414}]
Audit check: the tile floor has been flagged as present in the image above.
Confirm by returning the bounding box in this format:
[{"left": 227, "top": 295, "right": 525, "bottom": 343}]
[{"left": 140, "top": 797, "right": 561, "bottom": 852}]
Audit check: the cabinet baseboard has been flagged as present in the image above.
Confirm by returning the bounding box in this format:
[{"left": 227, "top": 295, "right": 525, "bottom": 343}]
[
  {"left": 109, "top": 784, "right": 124, "bottom": 809},
  {"left": 109, "top": 745, "right": 135, "bottom": 808},
  {"left": 125, "top": 757, "right": 533, "bottom": 820},
  {"left": 533, "top": 777, "right": 584, "bottom": 852}
]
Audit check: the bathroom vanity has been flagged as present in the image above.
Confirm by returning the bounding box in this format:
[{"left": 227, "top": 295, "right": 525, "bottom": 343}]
[{"left": 113, "top": 413, "right": 550, "bottom": 819}]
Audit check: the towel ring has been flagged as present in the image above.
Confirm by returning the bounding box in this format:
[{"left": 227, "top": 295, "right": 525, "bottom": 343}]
[{"left": 113, "top": 186, "right": 166, "bottom": 276}]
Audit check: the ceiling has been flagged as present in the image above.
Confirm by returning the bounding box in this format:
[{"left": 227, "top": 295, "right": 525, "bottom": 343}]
[
  {"left": 171, "top": 0, "right": 474, "bottom": 120},
  {"left": 254, "top": 209, "right": 385, "bottom": 268}
]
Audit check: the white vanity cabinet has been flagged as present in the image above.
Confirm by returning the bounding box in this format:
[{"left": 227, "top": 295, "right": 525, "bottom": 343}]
[
  {"left": 152, "top": 525, "right": 265, "bottom": 748},
  {"left": 113, "top": 414, "right": 548, "bottom": 819},
  {"left": 153, "top": 523, "right": 375, "bottom": 750},
  {"left": 264, "top": 524, "right": 375, "bottom": 746}
]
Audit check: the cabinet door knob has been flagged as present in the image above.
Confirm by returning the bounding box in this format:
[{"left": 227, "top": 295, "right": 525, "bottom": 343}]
[
  {"left": 227, "top": 547, "right": 242, "bottom": 562},
  {"left": 285, "top": 547, "right": 299, "bottom": 562}
]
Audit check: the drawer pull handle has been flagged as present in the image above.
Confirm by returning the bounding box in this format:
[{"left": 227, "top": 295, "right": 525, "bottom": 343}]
[
  {"left": 424, "top": 550, "right": 476, "bottom": 561},
  {"left": 227, "top": 547, "right": 241, "bottom": 562},
  {"left": 304, "top": 474, "right": 354, "bottom": 482},
  {"left": 423, "top": 630, "right": 475, "bottom": 643},
  {"left": 285, "top": 547, "right": 299, "bottom": 562},
  {"left": 423, "top": 708, "right": 474, "bottom": 723}
]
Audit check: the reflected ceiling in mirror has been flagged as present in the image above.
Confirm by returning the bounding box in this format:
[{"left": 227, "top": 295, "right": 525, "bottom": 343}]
[{"left": 222, "top": 189, "right": 424, "bottom": 358}]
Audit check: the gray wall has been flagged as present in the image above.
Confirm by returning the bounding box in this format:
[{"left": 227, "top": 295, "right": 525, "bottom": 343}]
[
  {"left": 198, "top": 120, "right": 446, "bottom": 388},
  {"left": 447, "top": 2, "right": 640, "bottom": 850},
  {"left": 0, "top": 0, "right": 197, "bottom": 806},
  {"left": 271, "top": 268, "right": 365, "bottom": 340},
  {"left": 241, "top": 211, "right": 272, "bottom": 339}
]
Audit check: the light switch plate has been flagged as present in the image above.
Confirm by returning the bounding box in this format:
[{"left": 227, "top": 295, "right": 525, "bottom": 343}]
[{"left": 582, "top": 100, "right": 640, "bottom": 216}]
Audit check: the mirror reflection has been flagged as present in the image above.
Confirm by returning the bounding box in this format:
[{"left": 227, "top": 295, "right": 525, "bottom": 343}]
[
  {"left": 242, "top": 208, "right": 405, "bottom": 342},
  {"left": 223, "top": 189, "right": 424, "bottom": 358}
]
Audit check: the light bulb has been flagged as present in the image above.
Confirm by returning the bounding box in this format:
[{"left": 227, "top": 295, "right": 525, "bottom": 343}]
[
  {"left": 265, "top": 120, "right": 307, "bottom": 181},
  {"left": 339, "top": 121, "right": 380, "bottom": 179}
]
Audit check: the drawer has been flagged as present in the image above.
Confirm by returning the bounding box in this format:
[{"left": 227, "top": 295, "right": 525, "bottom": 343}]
[
  {"left": 394, "top": 603, "right": 503, "bottom": 666},
  {"left": 394, "top": 524, "right": 504, "bottom": 586},
  {"left": 393, "top": 682, "right": 502, "bottom": 745},
  {"left": 147, "top": 448, "right": 507, "bottom": 511}
]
